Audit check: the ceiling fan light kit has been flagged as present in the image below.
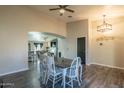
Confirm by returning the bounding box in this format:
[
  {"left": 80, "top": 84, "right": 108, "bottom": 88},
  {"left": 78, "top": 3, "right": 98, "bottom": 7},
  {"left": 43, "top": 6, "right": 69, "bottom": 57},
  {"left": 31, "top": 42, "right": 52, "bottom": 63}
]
[
  {"left": 59, "top": 9, "right": 65, "bottom": 14},
  {"left": 49, "top": 5, "right": 74, "bottom": 17}
]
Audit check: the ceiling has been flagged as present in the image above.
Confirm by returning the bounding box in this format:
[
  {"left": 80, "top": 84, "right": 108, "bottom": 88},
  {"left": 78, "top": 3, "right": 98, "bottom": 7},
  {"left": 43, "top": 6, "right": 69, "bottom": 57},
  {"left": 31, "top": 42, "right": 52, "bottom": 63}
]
[{"left": 30, "top": 5, "right": 124, "bottom": 23}]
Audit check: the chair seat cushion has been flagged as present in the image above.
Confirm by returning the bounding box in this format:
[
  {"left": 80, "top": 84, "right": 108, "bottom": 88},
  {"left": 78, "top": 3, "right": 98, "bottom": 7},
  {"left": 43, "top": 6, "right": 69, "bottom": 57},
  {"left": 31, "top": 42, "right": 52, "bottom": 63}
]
[
  {"left": 49, "top": 67, "right": 63, "bottom": 76},
  {"left": 55, "top": 67, "right": 63, "bottom": 74},
  {"left": 65, "top": 68, "right": 76, "bottom": 77}
]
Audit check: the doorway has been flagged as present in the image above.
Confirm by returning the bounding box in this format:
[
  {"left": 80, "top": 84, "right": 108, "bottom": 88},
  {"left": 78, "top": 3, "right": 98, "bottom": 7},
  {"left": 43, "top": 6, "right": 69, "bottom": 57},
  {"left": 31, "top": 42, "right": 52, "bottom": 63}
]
[
  {"left": 50, "top": 38, "right": 58, "bottom": 57},
  {"left": 77, "top": 37, "right": 86, "bottom": 64}
]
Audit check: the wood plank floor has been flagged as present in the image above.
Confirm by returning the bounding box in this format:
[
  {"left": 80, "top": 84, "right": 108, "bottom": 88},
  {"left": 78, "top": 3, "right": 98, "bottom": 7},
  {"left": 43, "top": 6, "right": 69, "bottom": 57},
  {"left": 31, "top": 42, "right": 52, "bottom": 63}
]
[
  {"left": 0, "top": 62, "right": 124, "bottom": 88},
  {"left": 82, "top": 64, "right": 124, "bottom": 88}
]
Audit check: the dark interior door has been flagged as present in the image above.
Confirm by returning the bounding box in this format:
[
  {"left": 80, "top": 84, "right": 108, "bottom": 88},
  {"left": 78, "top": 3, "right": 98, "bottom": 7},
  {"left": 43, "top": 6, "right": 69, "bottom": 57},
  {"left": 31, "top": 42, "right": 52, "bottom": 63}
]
[{"left": 77, "top": 37, "right": 86, "bottom": 64}]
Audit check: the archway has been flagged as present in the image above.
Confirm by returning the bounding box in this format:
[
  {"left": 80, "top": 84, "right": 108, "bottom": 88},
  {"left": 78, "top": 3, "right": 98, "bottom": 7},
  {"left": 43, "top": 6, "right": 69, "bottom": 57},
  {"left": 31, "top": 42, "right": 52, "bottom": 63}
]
[{"left": 27, "top": 31, "right": 66, "bottom": 65}]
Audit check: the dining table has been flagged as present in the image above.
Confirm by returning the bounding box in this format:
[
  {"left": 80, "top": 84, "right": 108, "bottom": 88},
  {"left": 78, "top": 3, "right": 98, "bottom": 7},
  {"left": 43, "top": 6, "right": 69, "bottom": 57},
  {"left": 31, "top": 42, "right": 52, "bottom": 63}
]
[{"left": 55, "top": 58, "right": 72, "bottom": 88}]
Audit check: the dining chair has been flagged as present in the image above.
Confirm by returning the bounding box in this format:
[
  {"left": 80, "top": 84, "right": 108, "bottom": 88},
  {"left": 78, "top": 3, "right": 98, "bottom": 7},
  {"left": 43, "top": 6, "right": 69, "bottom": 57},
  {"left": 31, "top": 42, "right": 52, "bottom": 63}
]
[
  {"left": 77, "top": 57, "right": 83, "bottom": 84},
  {"left": 64, "top": 57, "right": 81, "bottom": 88},
  {"left": 39, "top": 55, "right": 48, "bottom": 84},
  {"left": 45, "top": 56, "right": 63, "bottom": 88}
]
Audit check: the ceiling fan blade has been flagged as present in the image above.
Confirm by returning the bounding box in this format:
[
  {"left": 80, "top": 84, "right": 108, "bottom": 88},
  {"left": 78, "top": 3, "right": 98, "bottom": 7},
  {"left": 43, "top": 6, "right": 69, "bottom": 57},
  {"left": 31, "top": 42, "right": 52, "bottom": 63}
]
[
  {"left": 59, "top": 5, "right": 63, "bottom": 8},
  {"left": 49, "top": 8, "right": 61, "bottom": 11},
  {"left": 63, "top": 5, "right": 69, "bottom": 8},
  {"left": 65, "top": 8, "right": 74, "bottom": 13}
]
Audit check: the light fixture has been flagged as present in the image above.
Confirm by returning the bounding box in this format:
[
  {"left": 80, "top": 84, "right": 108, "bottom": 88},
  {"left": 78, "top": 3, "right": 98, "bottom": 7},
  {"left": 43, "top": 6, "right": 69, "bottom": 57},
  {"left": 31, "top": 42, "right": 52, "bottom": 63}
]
[
  {"left": 96, "top": 36, "right": 115, "bottom": 46},
  {"left": 97, "top": 15, "right": 112, "bottom": 32},
  {"left": 59, "top": 9, "right": 65, "bottom": 14},
  {"left": 96, "top": 36, "right": 114, "bottom": 41},
  {"left": 59, "top": 9, "right": 65, "bottom": 16}
]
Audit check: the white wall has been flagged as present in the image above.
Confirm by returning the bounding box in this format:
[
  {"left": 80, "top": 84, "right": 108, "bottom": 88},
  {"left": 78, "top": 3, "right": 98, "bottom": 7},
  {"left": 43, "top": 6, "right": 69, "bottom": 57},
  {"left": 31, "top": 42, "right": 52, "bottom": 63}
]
[
  {"left": 0, "top": 6, "right": 66, "bottom": 76},
  {"left": 90, "top": 16, "right": 124, "bottom": 68},
  {"left": 58, "top": 38, "right": 67, "bottom": 58},
  {"left": 66, "top": 20, "right": 89, "bottom": 62}
]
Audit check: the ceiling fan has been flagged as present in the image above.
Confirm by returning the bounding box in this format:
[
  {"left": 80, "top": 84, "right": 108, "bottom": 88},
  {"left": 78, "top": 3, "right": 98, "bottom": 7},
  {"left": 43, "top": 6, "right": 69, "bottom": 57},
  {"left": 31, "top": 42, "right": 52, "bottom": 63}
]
[{"left": 49, "top": 5, "right": 74, "bottom": 16}]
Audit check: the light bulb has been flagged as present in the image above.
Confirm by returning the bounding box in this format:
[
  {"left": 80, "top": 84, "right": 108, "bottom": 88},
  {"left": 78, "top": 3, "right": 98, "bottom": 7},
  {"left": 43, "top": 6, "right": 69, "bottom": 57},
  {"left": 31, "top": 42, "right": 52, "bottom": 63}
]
[{"left": 59, "top": 9, "right": 65, "bottom": 14}]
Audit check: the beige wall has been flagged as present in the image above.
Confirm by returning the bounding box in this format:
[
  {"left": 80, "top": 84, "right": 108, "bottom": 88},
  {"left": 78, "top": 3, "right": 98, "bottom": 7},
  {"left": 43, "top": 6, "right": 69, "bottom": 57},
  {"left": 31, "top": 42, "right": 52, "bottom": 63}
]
[
  {"left": 0, "top": 6, "right": 66, "bottom": 76},
  {"left": 66, "top": 20, "right": 89, "bottom": 62},
  {"left": 90, "top": 16, "right": 124, "bottom": 68}
]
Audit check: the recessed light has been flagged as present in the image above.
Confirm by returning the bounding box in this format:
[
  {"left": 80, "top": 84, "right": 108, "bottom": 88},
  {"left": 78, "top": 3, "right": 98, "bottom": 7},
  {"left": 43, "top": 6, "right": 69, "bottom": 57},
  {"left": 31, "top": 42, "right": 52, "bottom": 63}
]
[{"left": 68, "top": 16, "right": 72, "bottom": 18}]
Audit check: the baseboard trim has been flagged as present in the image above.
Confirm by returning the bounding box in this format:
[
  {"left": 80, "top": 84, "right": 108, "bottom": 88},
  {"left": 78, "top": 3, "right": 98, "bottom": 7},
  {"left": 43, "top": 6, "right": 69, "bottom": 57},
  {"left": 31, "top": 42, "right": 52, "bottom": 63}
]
[
  {"left": 90, "top": 63, "right": 124, "bottom": 70},
  {"left": 0, "top": 68, "right": 29, "bottom": 77},
  {"left": 86, "top": 63, "right": 91, "bottom": 66}
]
